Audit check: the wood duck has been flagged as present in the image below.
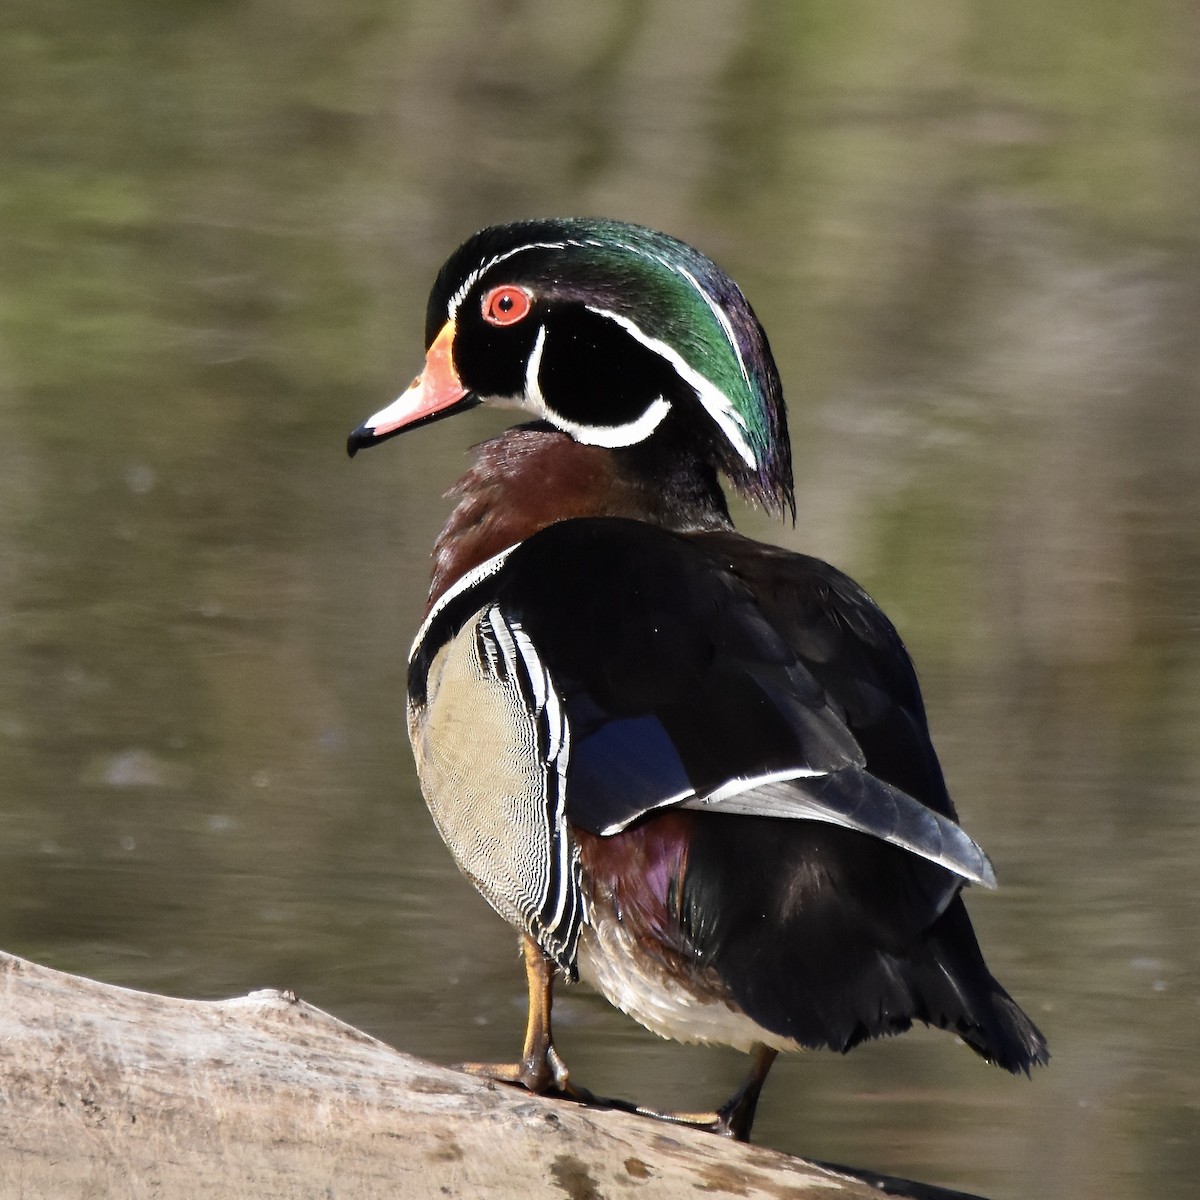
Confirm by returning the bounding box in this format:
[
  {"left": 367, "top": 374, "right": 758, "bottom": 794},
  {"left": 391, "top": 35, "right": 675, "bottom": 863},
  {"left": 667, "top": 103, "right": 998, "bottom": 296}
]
[{"left": 348, "top": 218, "right": 1048, "bottom": 1140}]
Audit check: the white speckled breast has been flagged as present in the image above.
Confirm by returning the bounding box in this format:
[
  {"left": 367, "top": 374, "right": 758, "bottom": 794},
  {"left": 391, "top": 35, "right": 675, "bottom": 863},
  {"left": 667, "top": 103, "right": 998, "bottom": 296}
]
[{"left": 409, "top": 601, "right": 583, "bottom": 968}]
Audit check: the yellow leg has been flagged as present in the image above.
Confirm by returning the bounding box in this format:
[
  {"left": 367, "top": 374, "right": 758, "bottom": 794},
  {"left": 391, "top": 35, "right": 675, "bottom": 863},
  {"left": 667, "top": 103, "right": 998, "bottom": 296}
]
[
  {"left": 459, "top": 943, "right": 775, "bottom": 1140},
  {"left": 456, "top": 935, "right": 592, "bottom": 1099}
]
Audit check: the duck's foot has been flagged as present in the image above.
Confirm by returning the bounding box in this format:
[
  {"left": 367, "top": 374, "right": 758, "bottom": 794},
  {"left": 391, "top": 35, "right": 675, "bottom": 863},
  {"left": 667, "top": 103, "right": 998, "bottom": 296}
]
[
  {"left": 453, "top": 1066, "right": 760, "bottom": 1139},
  {"left": 632, "top": 1043, "right": 779, "bottom": 1142},
  {"left": 631, "top": 1093, "right": 756, "bottom": 1141},
  {"left": 456, "top": 935, "right": 596, "bottom": 1102},
  {"left": 460, "top": 1042, "right": 777, "bottom": 1142},
  {"left": 460, "top": 938, "right": 777, "bottom": 1141},
  {"left": 454, "top": 1044, "right": 594, "bottom": 1102},
  {"left": 454, "top": 1057, "right": 768, "bottom": 1142}
]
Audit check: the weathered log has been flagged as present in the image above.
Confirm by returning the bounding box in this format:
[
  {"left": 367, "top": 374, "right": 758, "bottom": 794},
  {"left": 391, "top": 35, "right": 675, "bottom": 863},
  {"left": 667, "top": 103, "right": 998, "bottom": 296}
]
[{"left": 0, "top": 951, "right": 983, "bottom": 1198}]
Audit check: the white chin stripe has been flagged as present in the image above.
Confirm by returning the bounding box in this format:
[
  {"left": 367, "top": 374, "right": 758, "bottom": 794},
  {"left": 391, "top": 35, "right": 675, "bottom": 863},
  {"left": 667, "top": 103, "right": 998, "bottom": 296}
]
[
  {"left": 524, "top": 323, "right": 674, "bottom": 448},
  {"left": 559, "top": 397, "right": 673, "bottom": 448}
]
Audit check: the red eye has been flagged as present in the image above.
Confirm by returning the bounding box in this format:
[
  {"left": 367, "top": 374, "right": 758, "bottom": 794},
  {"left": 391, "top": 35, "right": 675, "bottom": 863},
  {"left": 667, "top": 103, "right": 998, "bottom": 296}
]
[{"left": 482, "top": 285, "right": 533, "bottom": 326}]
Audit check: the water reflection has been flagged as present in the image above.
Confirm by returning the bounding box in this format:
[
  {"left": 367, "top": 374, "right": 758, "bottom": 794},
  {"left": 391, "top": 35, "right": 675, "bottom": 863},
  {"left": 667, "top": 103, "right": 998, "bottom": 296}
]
[{"left": 2, "top": 3, "right": 1198, "bottom": 1198}]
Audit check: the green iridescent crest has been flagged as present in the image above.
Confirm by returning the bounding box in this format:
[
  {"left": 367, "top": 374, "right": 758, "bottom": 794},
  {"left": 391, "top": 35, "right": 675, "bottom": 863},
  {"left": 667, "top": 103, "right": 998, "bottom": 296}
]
[{"left": 435, "top": 219, "right": 795, "bottom": 517}]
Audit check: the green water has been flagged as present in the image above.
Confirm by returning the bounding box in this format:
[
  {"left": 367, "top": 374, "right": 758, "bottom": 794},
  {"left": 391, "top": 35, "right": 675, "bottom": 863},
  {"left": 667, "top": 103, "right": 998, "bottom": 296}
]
[{"left": 2, "top": 3, "right": 1198, "bottom": 1196}]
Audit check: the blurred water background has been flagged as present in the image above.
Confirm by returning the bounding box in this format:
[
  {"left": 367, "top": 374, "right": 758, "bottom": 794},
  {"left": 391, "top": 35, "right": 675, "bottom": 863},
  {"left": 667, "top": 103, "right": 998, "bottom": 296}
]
[{"left": 2, "top": 3, "right": 1198, "bottom": 1196}]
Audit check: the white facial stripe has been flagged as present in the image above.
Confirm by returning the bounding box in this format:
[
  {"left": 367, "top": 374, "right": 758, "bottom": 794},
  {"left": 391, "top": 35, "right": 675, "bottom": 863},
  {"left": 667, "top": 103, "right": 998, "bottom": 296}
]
[
  {"left": 444, "top": 231, "right": 758, "bottom": 466},
  {"left": 525, "top": 324, "right": 548, "bottom": 410},
  {"left": 448, "top": 240, "right": 569, "bottom": 318},
  {"left": 553, "top": 397, "right": 674, "bottom": 448},
  {"left": 409, "top": 543, "right": 520, "bottom": 663},
  {"left": 587, "top": 306, "right": 756, "bottom": 467},
  {"left": 601, "top": 240, "right": 755, "bottom": 415},
  {"left": 672, "top": 260, "right": 755, "bottom": 399},
  {"left": 525, "top": 322, "right": 674, "bottom": 448}
]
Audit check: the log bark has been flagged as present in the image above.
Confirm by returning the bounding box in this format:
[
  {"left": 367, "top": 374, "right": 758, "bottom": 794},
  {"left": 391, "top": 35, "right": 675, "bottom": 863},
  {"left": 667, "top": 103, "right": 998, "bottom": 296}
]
[{"left": 0, "top": 951, "right": 983, "bottom": 1199}]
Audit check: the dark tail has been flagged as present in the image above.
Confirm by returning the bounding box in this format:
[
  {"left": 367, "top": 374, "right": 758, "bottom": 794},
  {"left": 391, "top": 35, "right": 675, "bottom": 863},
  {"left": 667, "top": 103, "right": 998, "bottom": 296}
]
[{"left": 911, "top": 896, "right": 1049, "bottom": 1073}]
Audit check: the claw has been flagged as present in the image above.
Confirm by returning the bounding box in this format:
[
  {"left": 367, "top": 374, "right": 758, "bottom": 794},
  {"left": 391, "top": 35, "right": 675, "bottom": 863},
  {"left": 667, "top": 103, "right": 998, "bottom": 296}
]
[
  {"left": 455, "top": 935, "right": 588, "bottom": 1098},
  {"left": 454, "top": 1054, "right": 592, "bottom": 1102},
  {"left": 455, "top": 938, "right": 777, "bottom": 1143},
  {"left": 633, "top": 1044, "right": 778, "bottom": 1141}
]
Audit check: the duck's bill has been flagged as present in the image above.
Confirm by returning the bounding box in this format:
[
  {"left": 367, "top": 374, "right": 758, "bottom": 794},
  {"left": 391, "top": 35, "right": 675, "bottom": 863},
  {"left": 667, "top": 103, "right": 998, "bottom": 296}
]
[{"left": 347, "top": 320, "right": 477, "bottom": 456}]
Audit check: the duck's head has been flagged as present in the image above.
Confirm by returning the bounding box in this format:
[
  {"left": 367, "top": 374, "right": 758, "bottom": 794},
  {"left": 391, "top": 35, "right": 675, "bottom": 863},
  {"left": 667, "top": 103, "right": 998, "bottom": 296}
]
[{"left": 348, "top": 218, "right": 794, "bottom": 517}]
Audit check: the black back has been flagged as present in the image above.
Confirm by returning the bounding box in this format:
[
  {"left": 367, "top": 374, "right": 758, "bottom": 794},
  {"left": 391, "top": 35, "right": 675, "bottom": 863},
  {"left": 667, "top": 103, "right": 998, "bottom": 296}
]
[{"left": 410, "top": 516, "right": 1048, "bottom": 1071}]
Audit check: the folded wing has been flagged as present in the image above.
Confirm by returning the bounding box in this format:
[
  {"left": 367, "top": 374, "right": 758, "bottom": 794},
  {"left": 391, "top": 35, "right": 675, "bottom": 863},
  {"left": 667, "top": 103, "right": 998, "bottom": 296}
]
[{"left": 472, "top": 518, "right": 993, "bottom": 892}]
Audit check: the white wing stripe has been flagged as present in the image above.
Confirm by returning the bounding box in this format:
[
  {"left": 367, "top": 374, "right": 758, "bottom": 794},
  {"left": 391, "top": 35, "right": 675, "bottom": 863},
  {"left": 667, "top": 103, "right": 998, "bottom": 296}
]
[
  {"left": 485, "top": 606, "right": 520, "bottom": 679},
  {"left": 478, "top": 604, "right": 585, "bottom": 965},
  {"left": 702, "top": 766, "right": 828, "bottom": 803},
  {"left": 511, "top": 625, "right": 547, "bottom": 712}
]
